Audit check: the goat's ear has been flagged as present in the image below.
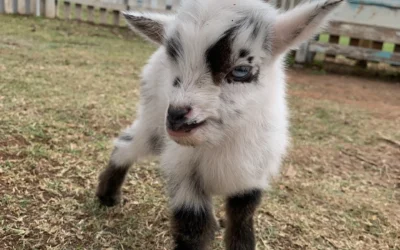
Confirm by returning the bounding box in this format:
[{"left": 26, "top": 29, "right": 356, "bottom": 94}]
[
  {"left": 122, "top": 12, "right": 175, "bottom": 45},
  {"left": 272, "top": 0, "right": 343, "bottom": 56}
]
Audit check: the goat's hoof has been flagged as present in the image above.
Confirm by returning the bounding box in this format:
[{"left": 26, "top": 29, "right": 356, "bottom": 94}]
[{"left": 96, "top": 192, "right": 121, "bottom": 207}]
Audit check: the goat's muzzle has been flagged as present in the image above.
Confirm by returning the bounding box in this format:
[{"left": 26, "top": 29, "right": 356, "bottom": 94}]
[{"left": 166, "top": 105, "right": 206, "bottom": 137}]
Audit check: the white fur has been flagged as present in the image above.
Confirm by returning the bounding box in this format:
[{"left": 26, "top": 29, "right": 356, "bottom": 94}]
[{"left": 114, "top": 0, "right": 343, "bottom": 211}]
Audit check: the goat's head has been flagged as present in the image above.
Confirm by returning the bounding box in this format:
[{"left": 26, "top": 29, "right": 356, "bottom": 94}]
[{"left": 124, "top": 0, "right": 343, "bottom": 146}]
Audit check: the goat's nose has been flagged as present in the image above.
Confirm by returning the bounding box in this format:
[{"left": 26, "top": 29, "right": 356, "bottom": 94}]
[{"left": 167, "top": 106, "right": 191, "bottom": 124}]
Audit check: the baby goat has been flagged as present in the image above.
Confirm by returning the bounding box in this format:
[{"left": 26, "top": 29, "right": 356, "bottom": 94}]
[{"left": 96, "top": 0, "right": 343, "bottom": 249}]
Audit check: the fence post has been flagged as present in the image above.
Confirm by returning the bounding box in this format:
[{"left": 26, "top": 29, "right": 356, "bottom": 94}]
[
  {"left": 295, "top": 42, "right": 310, "bottom": 64},
  {"left": 289, "top": 0, "right": 295, "bottom": 9},
  {"left": 281, "top": 0, "right": 287, "bottom": 10},
  {"left": 45, "top": 0, "right": 56, "bottom": 17},
  {"left": 143, "top": 0, "right": 151, "bottom": 9},
  {"left": 158, "top": 0, "right": 165, "bottom": 9},
  {"left": 63, "top": 1, "right": 70, "bottom": 19},
  {"left": 25, "top": 0, "right": 30, "bottom": 14},
  {"left": 0, "top": 0, "right": 5, "bottom": 14},
  {"left": 12, "top": 0, "right": 18, "bottom": 13},
  {"left": 75, "top": 3, "right": 82, "bottom": 20},
  {"left": 99, "top": 7, "right": 107, "bottom": 24},
  {"left": 87, "top": 5, "right": 94, "bottom": 23},
  {"left": 112, "top": 10, "right": 120, "bottom": 26},
  {"left": 173, "top": 0, "right": 180, "bottom": 8},
  {"left": 151, "top": 0, "right": 157, "bottom": 9},
  {"left": 165, "top": 0, "right": 171, "bottom": 10},
  {"left": 36, "top": 0, "right": 40, "bottom": 16}
]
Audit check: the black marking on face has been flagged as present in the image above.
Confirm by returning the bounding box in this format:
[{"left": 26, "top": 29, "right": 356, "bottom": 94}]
[
  {"left": 119, "top": 134, "right": 133, "bottom": 142},
  {"left": 173, "top": 77, "right": 181, "bottom": 88},
  {"left": 262, "top": 27, "right": 272, "bottom": 54},
  {"left": 251, "top": 68, "right": 261, "bottom": 83},
  {"left": 166, "top": 33, "right": 182, "bottom": 62},
  {"left": 239, "top": 49, "right": 250, "bottom": 58},
  {"left": 263, "top": 41, "right": 272, "bottom": 54},
  {"left": 247, "top": 16, "right": 255, "bottom": 26},
  {"left": 206, "top": 26, "right": 238, "bottom": 84},
  {"left": 149, "top": 134, "right": 164, "bottom": 154},
  {"left": 96, "top": 161, "right": 131, "bottom": 207},
  {"left": 241, "top": 16, "right": 263, "bottom": 40},
  {"left": 247, "top": 56, "right": 254, "bottom": 64},
  {"left": 225, "top": 189, "right": 262, "bottom": 249},
  {"left": 172, "top": 207, "right": 218, "bottom": 249},
  {"left": 251, "top": 21, "right": 262, "bottom": 40}
]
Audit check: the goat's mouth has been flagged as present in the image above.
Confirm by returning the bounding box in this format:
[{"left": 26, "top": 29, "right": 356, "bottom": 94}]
[{"left": 167, "top": 120, "right": 206, "bottom": 137}]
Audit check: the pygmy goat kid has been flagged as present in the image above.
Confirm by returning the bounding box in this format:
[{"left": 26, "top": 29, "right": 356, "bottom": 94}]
[{"left": 96, "top": 0, "right": 343, "bottom": 248}]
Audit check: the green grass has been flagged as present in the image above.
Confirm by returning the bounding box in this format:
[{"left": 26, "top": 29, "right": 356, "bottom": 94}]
[{"left": 1, "top": 15, "right": 400, "bottom": 250}]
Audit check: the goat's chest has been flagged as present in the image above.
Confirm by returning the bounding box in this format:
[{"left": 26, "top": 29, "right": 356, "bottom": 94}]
[
  {"left": 161, "top": 133, "right": 276, "bottom": 197},
  {"left": 195, "top": 143, "right": 270, "bottom": 196}
]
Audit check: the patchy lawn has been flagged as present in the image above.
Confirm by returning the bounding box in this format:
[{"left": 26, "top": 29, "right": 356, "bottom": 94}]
[{"left": 1, "top": 15, "right": 399, "bottom": 250}]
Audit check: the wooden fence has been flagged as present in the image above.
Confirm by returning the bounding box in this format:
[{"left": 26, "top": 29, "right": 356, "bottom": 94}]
[
  {"left": 290, "top": 0, "right": 400, "bottom": 66},
  {"left": 0, "top": 0, "right": 181, "bottom": 21},
  {"left": 0, "top": 0, "right": 56, "bottom": 17},
  {"left": 58, "top": 0, "right": 182, "bottom": 26},
  {"left": 1, "top": 0, "right": 400, "bottom": 66}
]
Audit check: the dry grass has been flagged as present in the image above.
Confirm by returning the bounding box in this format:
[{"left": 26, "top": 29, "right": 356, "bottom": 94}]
[{"left": 1, "top": 15, "right": 400, "bottom": 250}]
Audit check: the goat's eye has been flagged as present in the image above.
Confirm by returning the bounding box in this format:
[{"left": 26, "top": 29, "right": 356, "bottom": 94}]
[{"left": 230, "top": 66, "right": 252, "bottom": 81}]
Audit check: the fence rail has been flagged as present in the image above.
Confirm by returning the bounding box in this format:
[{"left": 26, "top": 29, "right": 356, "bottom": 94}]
[
  {"left": 59, "top": 0, "right": 181, "bottom": 25},
  {"left": 1, "top": 0, "right": 400, "bottom": 67},
  {"left": 0, "top": 0, "right": 181, "bottom": 17},
  {"left": 0, "top": 0, "right": 55, "bottom": 17}
]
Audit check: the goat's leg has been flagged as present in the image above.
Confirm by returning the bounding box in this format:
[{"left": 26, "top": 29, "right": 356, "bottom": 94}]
[
  {"left": 224, "top": 189, "right": 262, "bottom": 250},
  {"left": 96, "top": 119, "right": 164, "bottom": 206},
  {"left": 168, "top": 180, "right": 218, "bottom": 249},
  {"left": 172, "top": 206, "right": 217, "bottom": 250}
]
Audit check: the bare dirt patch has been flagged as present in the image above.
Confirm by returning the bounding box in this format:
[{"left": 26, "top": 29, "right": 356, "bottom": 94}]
[{"left": 289, "top": 69, "right": 400, "bottom": 120}]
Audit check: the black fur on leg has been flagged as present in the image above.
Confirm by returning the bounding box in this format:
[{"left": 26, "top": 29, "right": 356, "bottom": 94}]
[
  {"left": 172, "top": 206, "right": 218, "bottom": 250},
  {"left": 96, "top": 161, "right": 130, "bottom": 207},
  {"left": 224, "top": 189, "right": 262, "bottom": 250}
]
